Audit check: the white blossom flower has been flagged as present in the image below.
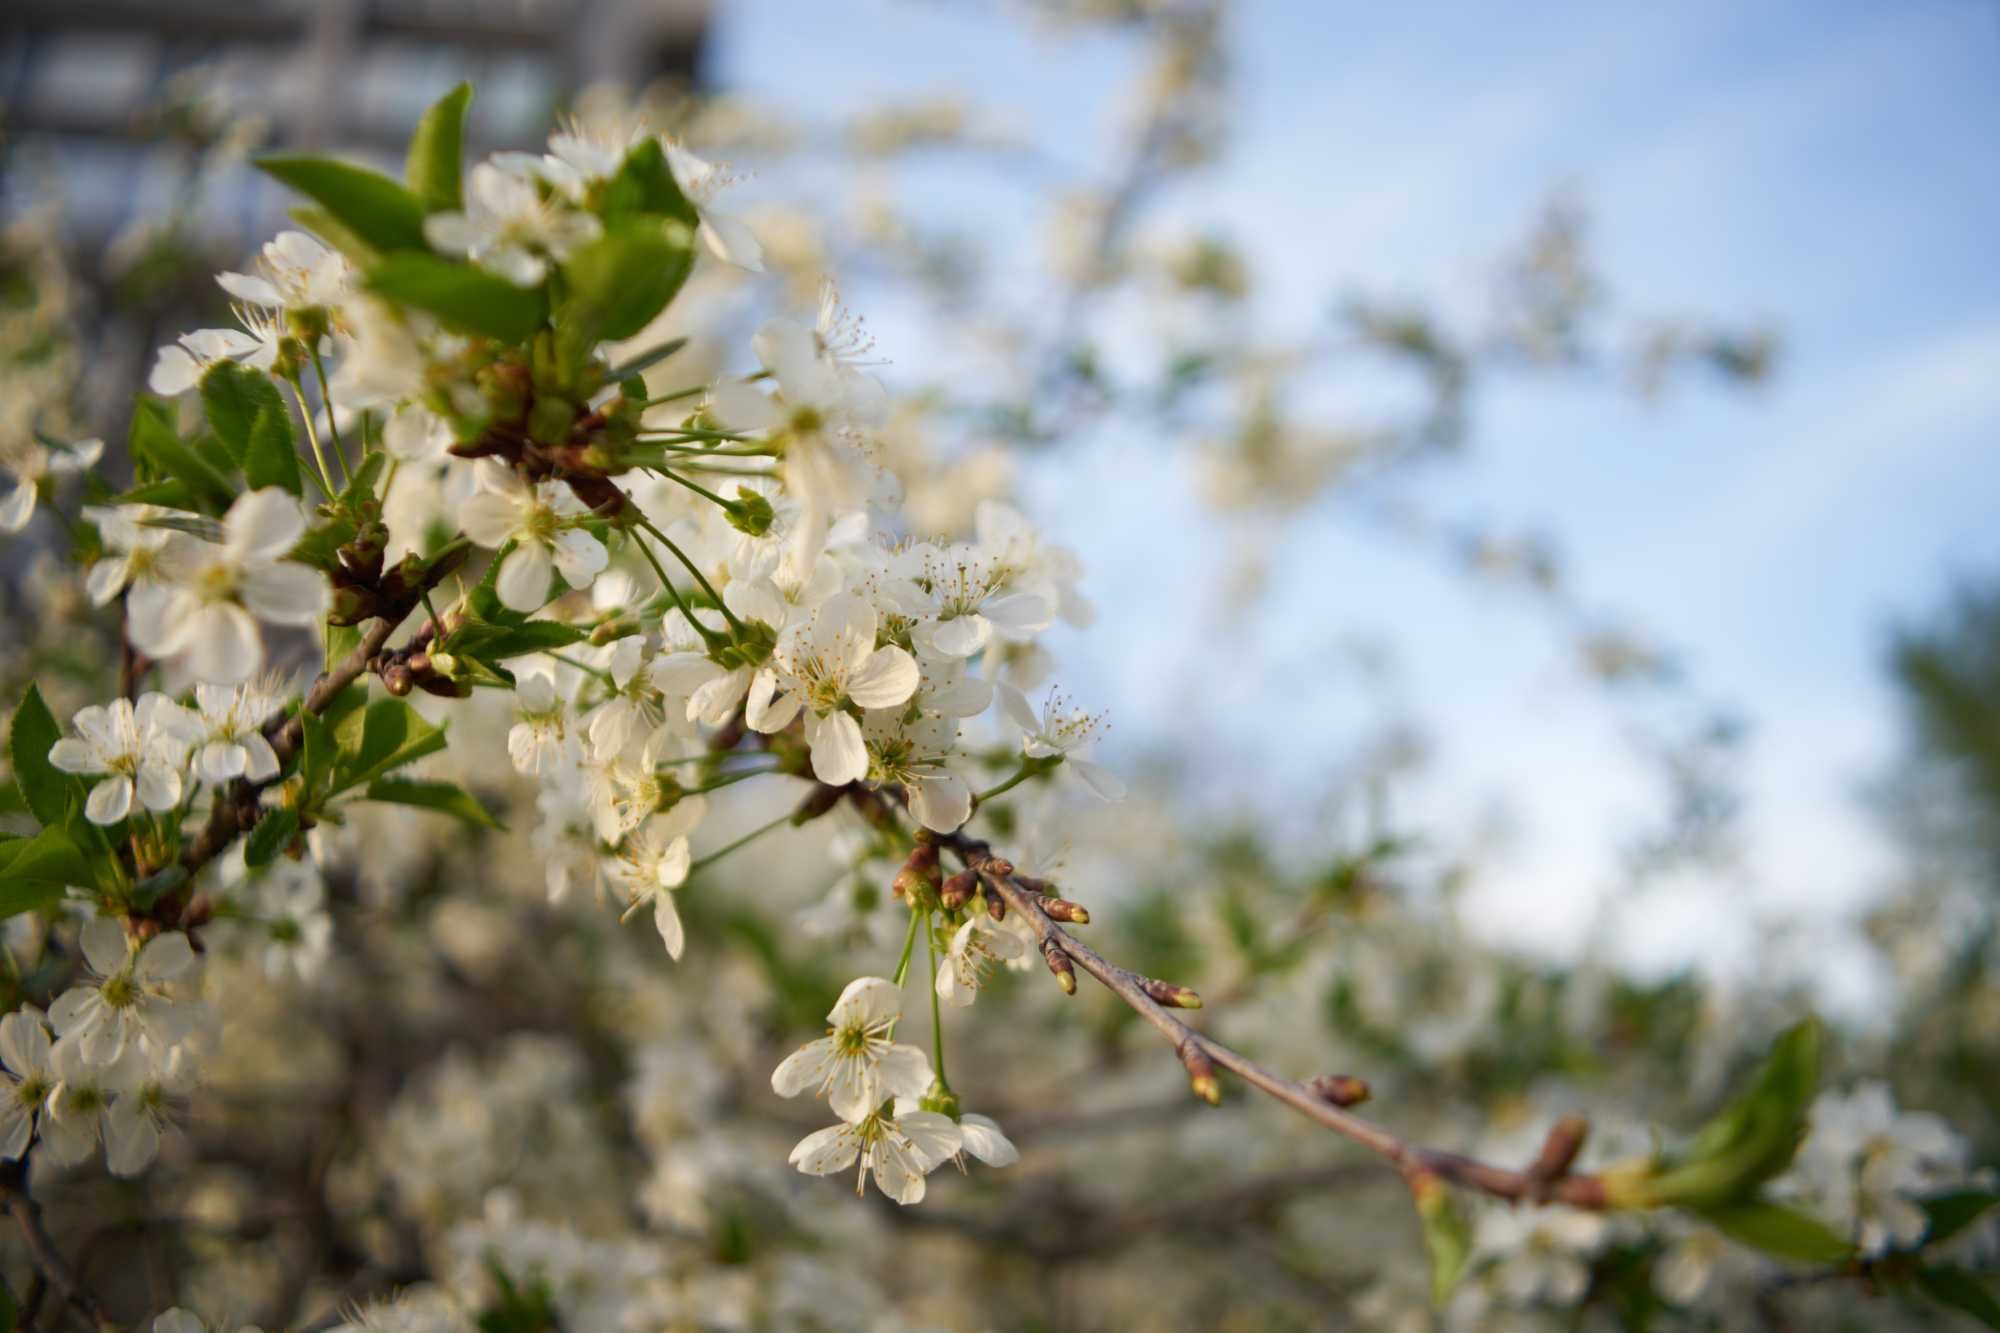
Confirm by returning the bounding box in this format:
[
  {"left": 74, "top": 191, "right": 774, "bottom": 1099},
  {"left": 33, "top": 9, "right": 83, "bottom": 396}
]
[
  {"left": 423, "top": 163, "right": 602, "bottom": 287},
  {"left": 48, "top": 693, "right": 198, "bottom": 825},
  {"left": 128, "top": 488, "right": 329, "bottom": 684},
  {"left": 105, "top": 1040, "right": 195, "bottom": 1176},
  {"left": 580, "top": 637, "right": 662, "bottom": 759},
  {"left": 995, "top": 681, "right": 1125, "bottom": 801},
  {"left": 508, "top": 672, "right": 573, "bottom": 775},
  {"left": 0, "top": 1007, "right": 56, "bottom": 1160},
  {"left": 770, "top": 976, "right": 934, "bottom": 1123},
  {"left": 147, "top": 308, "right": 288, "bottom": 396},
  {"left": 746, "top": 593, "right": 919, "bottom": 786},
  {"left": 607, "top": 798, "right": 709, "bottom": 960},
  {"left": 1778, "top": 1081, "right": 1967, "bottom": 1256},
  {"left": 788, "top": 1104, "right": 961, "bottom": 1205},
  {"left": 710, "top": 318, "right": 882, "bottom": 567},
  {"left": 252, "top": 861, "right": 334, "bottom": 983},
  {"left": 863, "top": 708, "right": 972, "bottom": 834},
  {"left": 0, "top": 435, "right": 102, "bottom": 534},
  {"left": 935, "top": 910, "right": 1028, "bottom": 1008},
  {"left": 663, "top": 144, "right": 764, "bottom": 272},
  {"left": 1471, "top": 1205, "right": 1608, "bottom": 1306},
  {"left": 189, "top": 679, "right": 285, "bottom": 783},
  {"left": 459, "top": 462, "right": 610, "bottom": 614},
  {"left": 955, "top": 1112, "right": 1019, "bottom": 1168},
  {"left": 82, "top": 504, "right": 178, "bottom": 607},
  {"left": 887, "top": 541, "right": 1052, "bottom": 660},
  {"left": 217, "top": 229, "right": 349, "bottom": 313},
  {"left": 40, "top": 1033, "right": 139, "bottom": 1168},
  {"left": 48, "top": 917, "right": 199, "bottom": 1065}
]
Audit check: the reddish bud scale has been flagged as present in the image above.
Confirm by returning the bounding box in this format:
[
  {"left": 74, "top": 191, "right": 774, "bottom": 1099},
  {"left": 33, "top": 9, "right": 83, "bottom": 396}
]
[
  {"left": 1141, "top": 978, "right": 1204, "bottom": 1010},
  {"left": 979, "top": 880, "right": 1007, "bottom": 921},
  {"left": 1041, "top": 937, "right": 1076, "bottom": 994},
  {"left": 1309, "top": 1074, "right": 1371, "bottom": 1107},
  {"left": 906, "top": 843, "right": 940, "bottom": 877},
  {"left": 1042, "top": 898, "right": 1090, "bottom": 925},
  {"left": 983, "top": 858, "right": 1015, "bottom": 878},
  {"left": 939, "top": 870, "right": 977, "bottom": 910},
  {"left": 181, "top": 893, "right": 216, "bottom": 930}
]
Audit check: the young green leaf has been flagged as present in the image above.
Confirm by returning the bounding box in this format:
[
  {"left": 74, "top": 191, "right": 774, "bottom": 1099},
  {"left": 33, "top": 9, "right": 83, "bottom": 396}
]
[
  {"left": 0, "top": 825, "right": 91, "bottom": 909},
  {"left": 244, "top": 404, "right": 304, "bottom": 496},
  {"left": 257, "top": 156, "right": 428, "bottom": 254},
  {"left": 130, "top": 398, "right": 237, "bottom": 514},
  {"left": 1698, "top": 1199, "right": 1854, "bottom": 1265},
  {"left": 1920, "top": 1190, "right": 2000, "bottom": 1250},
  {"left": 201, "top": 360, "right": 288, "bottom": 468},
  {"left": 334, "top": 699, "right": 447, "bottom": 792},
  {"left": 557, "top": 218, "right": 695, "bottom": 346},
  {"left": 405, "top": 82, "right": 473, "bottom": 214},
  {"left": 365, "top": 777, "right": 504, "bottom": 831},
  {"left": 364, "top": 253, "right": 548, "bottom": 344},
  {"left": 244, "top": 807, "right": 300, "bottom": 869},
  {"left": 1914, "top": 1266, "right": 2000, "bottom": 1329},
  {"left": 601, "top": 139, "right": 699, "bottom": 226},
  {"left": 9, "top": 685, "right": 75, "bottom": 830}
]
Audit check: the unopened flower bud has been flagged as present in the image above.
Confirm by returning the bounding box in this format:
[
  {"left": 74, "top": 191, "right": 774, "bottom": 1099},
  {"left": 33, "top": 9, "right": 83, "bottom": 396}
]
[
  {"left": 981, "top": 881, "right": 1006, "bottom": 921},
  {"left": 181, "top": 893, "right": 215, "bottom": 929},
  {"left": 381, "top": 663, "right": 414, "bottom": 696},
  {"left": 132, "top": 918, "right": 161, "bottom": 944},
  {"left": 1042, "top": 897, "right": 1090, "bottom": 925},
  {"left": 906, "top": 842, "right": 940, "bottom": 876},
  {"left": 1309, "top": 1074, "right": 1371, "bottom": 1107},
  {"left": 1181, "top": 1044, "right": 1221, "bottom": 1105},
  {"left": 939, "top": 870, "right": 977, "bottom": 910},
  {"left": 427, "top": 652, "right": 459, "bottom": 678},
  {"left": 1141, "top": 978, "right": 1204, "bottom": 1009},
  {"left": 1041, "top": 937, "right": 1076, "bottom": 995},
  {"left": 1526, "top": 1114, "right": 1590, "bottom": 1191}
]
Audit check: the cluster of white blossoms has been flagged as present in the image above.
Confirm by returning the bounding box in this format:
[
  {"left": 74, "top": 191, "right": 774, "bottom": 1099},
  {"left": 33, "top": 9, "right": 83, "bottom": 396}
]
[
  {"left": 1777, "top": 1081, "right": 1971, "bottom": 1256},
  {"left": 2, "top": 99, "right": 1111, "bottom": 1225}
]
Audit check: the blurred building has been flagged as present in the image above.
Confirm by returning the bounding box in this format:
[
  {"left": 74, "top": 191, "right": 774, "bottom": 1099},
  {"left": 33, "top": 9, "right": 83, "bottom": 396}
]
[{"left": 0, "top": 0, "right": 712, "bottom": 437}]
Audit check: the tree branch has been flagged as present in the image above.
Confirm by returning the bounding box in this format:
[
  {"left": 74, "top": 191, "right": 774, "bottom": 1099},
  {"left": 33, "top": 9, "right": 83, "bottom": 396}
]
[
  {"left": 931, "top": 824, "right": 1611, "bottom": 1211},
  {"left": 0, "top": 1159, "right": 116, "bottom": 1329}
]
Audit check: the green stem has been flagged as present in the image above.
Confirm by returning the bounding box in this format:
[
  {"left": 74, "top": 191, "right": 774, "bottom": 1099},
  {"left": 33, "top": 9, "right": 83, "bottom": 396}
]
[
  {"left": 687, "top": 808, "right": 795, "bottom": 875},
  {"left": 286, "top": 380, "right": 338, "bottom": 499},
  {"left": 927, "top": 917, "right": 950, "bottom": 1089},
  {"left": 975, "top": 760, "right": 1049, "bottom": 806},
  {"left": 548, "top": 650, "right": 616, "bottom": 685},
  {"left": 639, "top": 385, "right": 707, "bottom": 409},
  {"left": 627, "top": 529, "right": 712, "bottom": 644},
  {"left": 636, "top": 518, "right": 746, "bottom": 637},
  {"left": 650, "top": 467, "right": 735, "bottom": 510},
  {"left": 688, "top": 766, "right": 780, "bottom": 795},
  {"left": 892, "top": 906, "right": 923, "bottom": 988},
  {"left": 311, "top": 347, "right": 351, "bottom": 482}
]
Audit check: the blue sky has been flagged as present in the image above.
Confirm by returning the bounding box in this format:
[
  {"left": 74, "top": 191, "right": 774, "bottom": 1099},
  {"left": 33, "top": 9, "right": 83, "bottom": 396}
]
[{"left": 713, "top": 1, "right": 2000, "bottom": 1001}]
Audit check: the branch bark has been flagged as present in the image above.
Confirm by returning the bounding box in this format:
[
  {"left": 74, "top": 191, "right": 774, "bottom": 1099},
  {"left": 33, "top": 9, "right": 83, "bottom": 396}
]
[
  {"left": 932, "top": 824, "right": 1611, "bottom": 1211},
  {"left": 0, "top": 1159, "right": 116, "bottom": 1329}
]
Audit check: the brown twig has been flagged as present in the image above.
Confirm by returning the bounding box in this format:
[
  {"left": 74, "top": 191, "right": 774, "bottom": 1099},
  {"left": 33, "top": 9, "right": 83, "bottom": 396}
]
[
  {"left": 0, "top": 1159, "right": 116, "bottom": 1329},
  {"left": 933, "top": 824, "right": 1610, "bottom": 1211}
]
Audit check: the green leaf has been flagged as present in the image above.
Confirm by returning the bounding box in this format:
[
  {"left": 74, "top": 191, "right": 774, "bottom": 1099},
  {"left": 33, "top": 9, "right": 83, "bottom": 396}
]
[
  {"left": 200, "top": 360, "right": 288, "bottom": 469},
  {"left": 1638, "top": 1018, "right": 1822, "bottom": 1209},
  {"left": 365, "top": 777, "right": 503, "bottom": 830},
  {"left": 405, "top": 82, "right": 473, "bottom": 214},
  {"left": 334, "top": 698, "right": 446, "bottom": 792},
  {"left": 557, "top": 218, "right": 694, "bottom": 346},
  {"left": 1922, "top": 1190, "right": 2000, "bottom": 1250},
  {"left": 289, "top": 515, "right": 360, "bottom": 574},
  {"left": 450, "top": 619, "right": 588, "bottom": 661},
  {"left": 1699, "top": 1199, "right": 1854, "bottom": 1264},
  {"left": 9, "top": 685, "right": 72, "bottom": 830},
  {"left": 339, "top": 450, "right": 390, "bottom": 510},
  {"left": 601, "top": 139, "right": 698, "bottom": 226},
  {"left": 0, "top": 825, "right": 90, "bottom": 912},
  {"left": 1915, "top": 1266, "right": 2000, "bottom": 1329},
  {"left": 257, "top": 156, "right": 428, "bottom": 254},
  {"left": 244, "top": 807, "right": 298, "bottom": 869},
  {"left": 1412, "top": 1178, "right": 1473, "bottom": 1307},
  {"left": 243, "top": 404, "right": 303, "bottom": 496},
  {"left": 112, "top": 478, "right": 200, "bottom": 511},
  {"left": 610, "top": 335, "right": 688, "bottom": 380},
  {"left": 298, "top": 711, "right": 338, "bottom": 798},
  {"left": 290, "top": 205, "right": 379, "bottom": 268},
  {"left": 365, "top": 253, "right": 547, "bottom": 344},
  {"left": 129, "top": 399, "right": 237, "bottom": 514},
  {"left": 129, "top": 864, "right": 188, "bottom": 911}
]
